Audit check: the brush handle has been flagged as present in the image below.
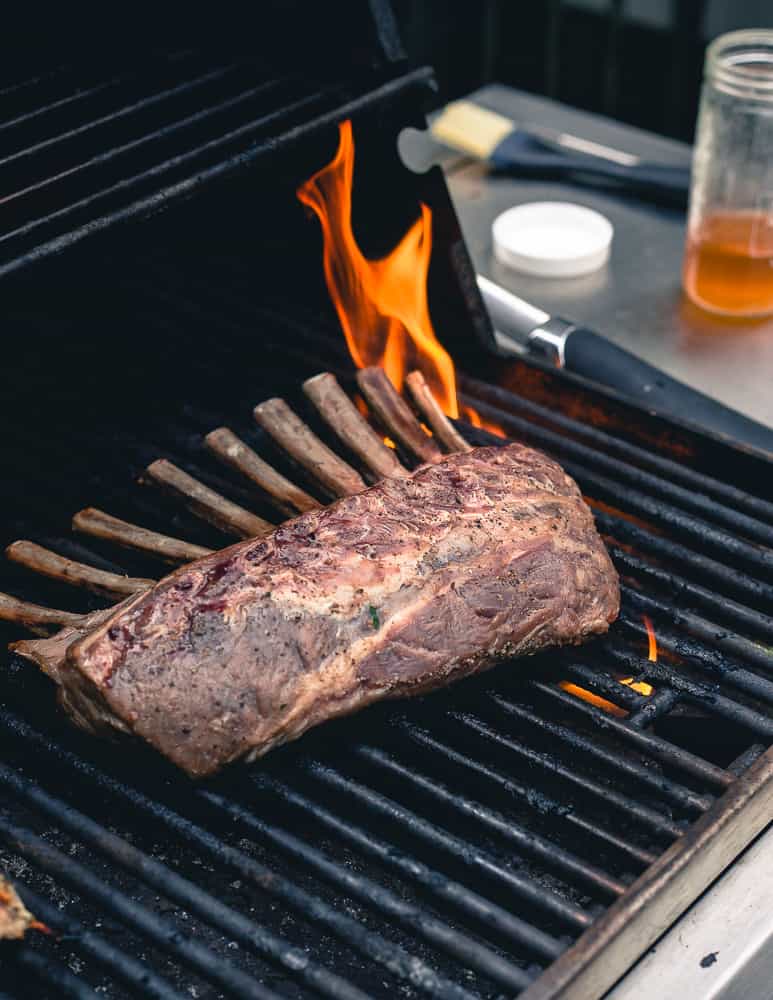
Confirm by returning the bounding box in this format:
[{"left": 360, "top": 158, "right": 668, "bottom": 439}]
[
  {"left": 490, "top": 132, "right": 690, "bottom": 208},
  {"left": 563, "top": 327, "right": 773, "bottom": 454}
]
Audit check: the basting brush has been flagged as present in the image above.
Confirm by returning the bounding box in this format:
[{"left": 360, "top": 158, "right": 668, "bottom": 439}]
[{"left": 431, "top": 100, "right": 690, "bottom": 207}]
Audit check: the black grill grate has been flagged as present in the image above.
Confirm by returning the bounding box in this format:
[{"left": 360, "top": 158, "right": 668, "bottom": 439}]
[
  {"left": 0, "top": 264, "right": 772, "bottom": 998},
  {"left": 0, "top": 51, "right": 434, "bottom": 281}
]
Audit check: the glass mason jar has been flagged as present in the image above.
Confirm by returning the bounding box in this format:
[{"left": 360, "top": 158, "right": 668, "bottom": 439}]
[{"left": 683, "top": 30, "right": 773, "bottom": 317}]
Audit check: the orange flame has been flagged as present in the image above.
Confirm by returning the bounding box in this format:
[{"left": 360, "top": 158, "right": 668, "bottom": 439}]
[
  {"left": 620, "top": 677, "right": 654, "bottom": 696},
  {"left": 461, "top": 405, "right": 482, "bottom": 428},
  {"left": 620, "top": 615, "right": 656, "bottom": 696},
  {"left": 644, "top": 614, "right": 658, "bottom": 662},
  {"left": 560, "top": 617, "right": 657, "bottom": 713},
  {"left": 558, "top": 681, "right": 628, "bottom": 718},
  {"left": 460, "top": 402, "right": 506, "bottom": 438},
  {"left": 297, "top": 119, "right": 458, "bottom": 417}
]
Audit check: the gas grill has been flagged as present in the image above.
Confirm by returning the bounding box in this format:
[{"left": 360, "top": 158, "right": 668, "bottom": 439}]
[{"left": 0, "top": 4, "right": 772, "bottom": 998}]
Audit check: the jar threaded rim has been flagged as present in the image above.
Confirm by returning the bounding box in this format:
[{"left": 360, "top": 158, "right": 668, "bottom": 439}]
[{"left": 706, "top": 29, "right": 773, "bottom": 100}]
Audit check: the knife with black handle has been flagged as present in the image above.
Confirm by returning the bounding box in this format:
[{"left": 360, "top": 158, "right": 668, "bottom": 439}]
[{"left": 477, "top": 275, "right": 773, "bottom": 456}]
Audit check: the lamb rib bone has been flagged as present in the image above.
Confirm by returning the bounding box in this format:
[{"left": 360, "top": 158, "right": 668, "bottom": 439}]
[
  {"left": 5, "top": 541, "right": 153, "bottom": 598},
  {"left": 356, "top": 367, "right": 443, "bottom": 464},
  {"left": 253, "top": 397, "right": 365, "bottom": 498},
  {"left": 142, "top": 459, "right": 273, "bottom": 540},
  {"left": 205, "top": 427, "right": 321, "bottom": 517},
  {"left": 73, "top": 507, "right": 212, "bottom": 564},
  {"left": 405, "top": 370, "right": 472, "bottom": 454},
  {"left": 302, "top": 372, "right": 409, "bottom": 480},
  {"left": 0, "top": 592, "right": 85, "bottom": 633}
]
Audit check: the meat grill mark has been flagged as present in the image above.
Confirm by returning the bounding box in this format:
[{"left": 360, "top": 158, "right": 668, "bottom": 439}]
[{"left": 14, "top": 443, "right": 619, "bottom": 777}]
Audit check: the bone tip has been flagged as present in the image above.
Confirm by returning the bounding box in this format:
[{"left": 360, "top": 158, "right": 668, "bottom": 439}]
[
  {"left": 5, "top": 540, "right": 27, "bottom": 559},
  {"left": 204, "top": 427, "right": 231, "bottom": 447},
  {"left": 146, "top": 458, "right": 169, "bottom": 475},
  {"left": 254, "top": 397, "right": 283, "bottom": 411},
  {"left": 303, "top": 372, "right": 335, "bottom": 391},
  {"left": 253, "top": 398, "right": 284, "bottom": 421},
  {"left": 72, "top": 506, "right": 99, "bottom": 526}
]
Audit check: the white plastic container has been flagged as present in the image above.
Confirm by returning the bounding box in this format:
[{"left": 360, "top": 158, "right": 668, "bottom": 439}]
[{"left": 492, "top": 201, "right": 613, "bottom": 278}]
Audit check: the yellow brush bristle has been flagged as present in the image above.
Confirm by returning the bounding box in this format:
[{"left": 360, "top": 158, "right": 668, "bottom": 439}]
[{"left": 431, "top": 100, "right": 514, "bottom": 160}]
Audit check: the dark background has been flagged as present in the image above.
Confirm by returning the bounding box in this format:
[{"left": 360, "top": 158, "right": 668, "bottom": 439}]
[{"left": 392, "top": 0, "right": 773, "bottom": 141}]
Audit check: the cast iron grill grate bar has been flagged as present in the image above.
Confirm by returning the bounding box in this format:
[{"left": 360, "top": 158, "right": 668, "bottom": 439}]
[
  {"left": 0, "top": 63, "right": 75, "bottom": 103},
  {"left": 0, "top": 61, "right": 437, "bottom": 279},
  {"left": 483, "top": 695, "right": 713, "bottom": 813},
  {"left": 0, "top": 63, "right": 239, "bottom": 175},
  {"left": 457, "top": 374, "right": 773, "bottom": 525},
  {"left": 0, "top": 709, "right": 544, "bottom": 998},
  {"left": 0, "top": 75, "right": 298, "bottom": 233},
  {"left": 0, "top": 816, "right": 283, "bottom": 1000},
  {"left": 314, "top": 749, "right": 656, "bottom": 880},
  {"left": 215, "top": 751, "right": 591, "bottom": 934},
  {"left": 3, "top": 884, "right": 187, "bottom": 1000},
  {"left": 252, "top": 775, "right": 566, "bottom": 959},
  {"left": 511, "top": 682, "right": 732, "bottom": 788},
  {"left": 370, "top": 742, "right": 659, "bottom": 873},
  {"left": 0, "top": 762, "right": 376, "bottom": 1000},
  {"left": 618, "top": 588, "right": 773, "bottom": 672},
  {"left": 596, "top": 510, "right": 773, "bottom": 613},
  {"left": 0, "top": 51, "right": 199, "bottom": 133},
  {"left": 201, "top": 789, "right": 536, "bottom": 994},
  {"left": 6, "top": 945, "right": 102, "bottom": 999},
  {"left": 608, "top": 543, "right": 773, "bottom": 642},
  {"left": 625, "top": 688, "right": 682, "bottom": 728},
  {"left": 459, "top": 393, "right": 773, "bottom": 580},
  {"left": 0, "top": 70, "right": 132, "bottom": 135},
  {"left": 617, "top": 609, "right": 773, "bottom": 702},
  {"left": 0, "top": 85, "right": 329, "bottom": 269}
]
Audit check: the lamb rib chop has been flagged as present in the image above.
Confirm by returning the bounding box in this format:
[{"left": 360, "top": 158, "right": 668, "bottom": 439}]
[{"left": 14, "top": 443, "right": 619, "bottom": 778}]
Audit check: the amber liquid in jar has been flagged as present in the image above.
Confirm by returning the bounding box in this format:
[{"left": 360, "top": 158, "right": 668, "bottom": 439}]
[{"left": 683, "top": 210, "right": 773, "bottom": 316}]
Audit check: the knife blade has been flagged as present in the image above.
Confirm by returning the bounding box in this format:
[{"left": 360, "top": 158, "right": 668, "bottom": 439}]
[{"left": 476, "top": 274, "right": 773, "bottom": 455}]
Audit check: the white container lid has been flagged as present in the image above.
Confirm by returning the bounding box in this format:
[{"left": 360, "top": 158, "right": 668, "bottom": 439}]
[{"left": 492, "top": 201, "right": 613, "bottom": 278}]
